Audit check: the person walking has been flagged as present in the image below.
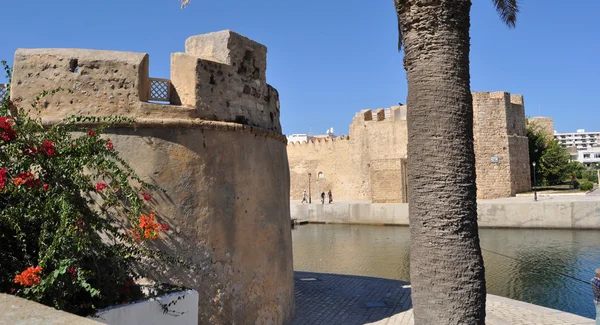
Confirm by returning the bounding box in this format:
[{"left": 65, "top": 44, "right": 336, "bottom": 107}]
[
  {"left": 328, "top": 190, "right": 333, "bottom": 204},
  {"left": 592, "top": 268, "right": 600, "bottom": 324},
  {"left": 320, "top": 191, "right": 325, "bottom": 204},
  {"left": 301, "top": 190, "right": 307, "bottom": 203}
]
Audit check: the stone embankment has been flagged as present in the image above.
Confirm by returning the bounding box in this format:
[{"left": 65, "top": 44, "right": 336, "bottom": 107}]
[{"left": 291, "top": 195, "right": 600, "bottom": 229}]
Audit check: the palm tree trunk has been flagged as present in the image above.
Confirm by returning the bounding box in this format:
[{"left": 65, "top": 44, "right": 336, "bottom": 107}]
[{"left": 398, "top": 0, "right": 486, "bottom": 324}]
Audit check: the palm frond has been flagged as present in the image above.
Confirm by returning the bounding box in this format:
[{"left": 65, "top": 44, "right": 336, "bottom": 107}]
[
  {"left": 492, "top": 0, "right": 519, "bottom": 27},
  {"left": 180, "top": 0, "right": 191, "bottom": 8},
  {"left": 394, "top": 0, "right": 404, "bottom": 51}
]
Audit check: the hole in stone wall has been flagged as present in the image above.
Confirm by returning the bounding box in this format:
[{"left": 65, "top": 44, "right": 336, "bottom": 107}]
[
  {"left": 238, "top": 50, "right": 259, "bottom": 79},
  {"left": 318, "top": 172, "right": 324, "bottom": 178},
  {"left": 69, "top": 59, "right": 79, "bottom": 73}
]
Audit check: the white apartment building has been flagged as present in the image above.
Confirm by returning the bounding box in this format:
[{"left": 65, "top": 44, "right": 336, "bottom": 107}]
[
  {"left": 576, "top": 146, "right": 600, "bottom": 166},
  {"left": 554, "top": 129, "right": 600, "bottom": 150},
  {"left": 286, "top": 134, "right": 314, "bottom": 144},
  {"left": 287, "top": 128, "right": 335, "bottom": 144}
]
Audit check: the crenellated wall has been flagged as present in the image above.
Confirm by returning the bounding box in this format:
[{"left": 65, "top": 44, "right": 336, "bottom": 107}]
[
  {"left": 288, "top": 106, "right": 408, "bottom": 203},
  {"left": 11, "top": 30, "right": 294, "bottom": 325},
  {"left": 289, "top": 93, "right": 531, "bottom": 202},
  {"left": 473, "top": 91, "right": 531, "bottom": 199}
]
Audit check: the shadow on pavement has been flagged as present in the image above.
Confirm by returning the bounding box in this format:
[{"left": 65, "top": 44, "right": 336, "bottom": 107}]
[{"left": 293, "top": 271, "right": 413, "bottom": 325}]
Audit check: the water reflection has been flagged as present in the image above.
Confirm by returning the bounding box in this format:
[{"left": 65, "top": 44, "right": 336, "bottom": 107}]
[{"left": 292, "top": 224, "right": 600, "bottom": 319}]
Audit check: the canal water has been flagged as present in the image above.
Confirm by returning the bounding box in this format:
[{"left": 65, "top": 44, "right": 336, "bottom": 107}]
[{"left": 292, "top": 224, "right": 600, "bottom": 319}]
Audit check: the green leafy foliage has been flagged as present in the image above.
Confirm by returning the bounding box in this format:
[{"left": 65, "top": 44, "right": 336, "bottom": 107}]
[
  {"left": 527, "top": 124, "right": 572, "bottom": 186},
  {"left": 580, "top": 181, "right": 594, "bottom": 191},
  {"left": 0, "top": 61, "right": 173, "bottom": 315}
]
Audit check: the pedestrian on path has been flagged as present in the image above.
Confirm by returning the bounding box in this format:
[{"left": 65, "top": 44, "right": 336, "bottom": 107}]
[
  {"left": 328, "top": 190, "right": 333, "bottom": 204},
  {"left": 320, "top": 191, "right": 325, "bottom": 204},
  {"left": 301, "top": 190, "right": 307, "bottom": 203},
  {"left": 592, "top": 268, "right": 600, "bottom": 324}
]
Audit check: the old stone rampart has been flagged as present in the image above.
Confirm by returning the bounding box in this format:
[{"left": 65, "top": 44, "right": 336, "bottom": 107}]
[
  {"left": 289, "top": 92, "right": 532, "bottom": 202},
  {"left": 10, "top": 30, "right": 294, "bottom": 325},
  {"left": 288, "top": 106, "right": 408, "bottom": 203},
  {"left": 473, "top": 91, "right": 531, "bottom": 199}
]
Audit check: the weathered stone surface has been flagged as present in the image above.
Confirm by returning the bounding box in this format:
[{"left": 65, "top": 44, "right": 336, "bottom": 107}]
[
  {"left": 106, "top": 126, "right": 294, "bottom": 325},
  {"left": 11, "top": 48, "right": 149, "bottom": 117},
  {"left": 290, "top": 197, "right": 600, "bottom": 229},
  {"left": 9, "top": 30, "right": 294, "bottom": 325},
  {"left": 170, "top": 51, "right": 281, "bottom": 132},
  {"left": 0, "top": 293, "right": 102, "bottom": 325},
  {"left": 473, "top": 91, "right": 531, "bottom": 199},
  {"left": 288, "top": 106, "right": 408, "bottom": 204},
  {"left": 289, "top": 92, "right": 531, "bottom": 202},
  {"left": 185, "top": 30, "right": 267, "bottom": 82}
]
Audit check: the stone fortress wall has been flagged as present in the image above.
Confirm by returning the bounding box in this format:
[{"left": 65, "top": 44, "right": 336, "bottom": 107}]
[
  {"left": 10, "top": 30, "right": 294, "bottom": 325},
  {"left": 473, "top": 92, "right": 531, "bottom": 199},
  {"left": 527, "top": 116, "right": 555, "bottom": 140},
  {"left": 288, "top": 106, "right": 409, "bottom": 203},
  {"left": 288, "top": 92, "right": 531, "bottom": 202}
]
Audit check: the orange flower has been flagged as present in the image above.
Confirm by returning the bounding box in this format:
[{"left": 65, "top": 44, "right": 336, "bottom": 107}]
[
  {"left": 129, "top": 214, "right": 168, "bottom": 242},
  {"left": 13, "top": 172, "right": 40, "bottom": 188},
  {"left": 14, "top": 266, "right": 42, "bottom": 286}
]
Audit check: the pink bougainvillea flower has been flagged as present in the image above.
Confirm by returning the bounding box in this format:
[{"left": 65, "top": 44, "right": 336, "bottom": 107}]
[
  {"left": 106, "top": 139, "right": 114, "bottom": 150},
  {"left": 23, "top": 147, "right": 37, "bottom": 157},
  {"left": 43, "top": 184, "right": 50, "bottom": 192},
  {"left": 87, "top": 130, "right": 96, "bottom": 136},
  {"left": 96, "top": 182, "right": 107, "bottom": 191},
  {"left": 39, "top": 140, "right": 55, "bottom": 157},
  {"left": 142, "top": 193, "right": 152, "bottom": 201},
  {"left": 0, "top": 168, "right": 7, "bottom": 189},
  {"left": 67, "top": 266, "right": 78, "bottom": 277},
  {"left": 0, "top": 116, "right": 17, "bottom": 142}
]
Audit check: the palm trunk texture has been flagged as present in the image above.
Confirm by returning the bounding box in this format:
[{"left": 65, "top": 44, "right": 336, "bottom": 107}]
[{"left": 398, "top": 0, "right": 486, "bottom": 324}]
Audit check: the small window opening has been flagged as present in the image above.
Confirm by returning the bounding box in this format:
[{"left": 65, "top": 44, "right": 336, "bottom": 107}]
[
  {"left": 69, "top": 59, "right": 79, "bottom": 73},
  {"left": 318, "top": 172, "right": 324, "bottom": 178}
]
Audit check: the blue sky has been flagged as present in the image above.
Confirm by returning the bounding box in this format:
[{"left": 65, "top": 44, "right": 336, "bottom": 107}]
[{"left": 1, "top": 0, "right": 598, "bottom": 135}]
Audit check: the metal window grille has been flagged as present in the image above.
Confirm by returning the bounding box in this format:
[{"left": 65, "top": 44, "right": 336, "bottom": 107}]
[
  {"left": 149, "top": 78, "right": 171, "bottom": 103},
  {"left": 0, "top": 84, "right": 7, "bottom": 101}
]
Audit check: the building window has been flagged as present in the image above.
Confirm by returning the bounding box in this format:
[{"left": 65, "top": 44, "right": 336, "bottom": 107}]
[
  {"left": 584, "top": 154, "right": 590, "bottom": 158},
  {"left": 318, "top": 172, "right": 324, "bottom": 178},
  {"left": 595, "top": 154, "right": 600, "bottom": 158}
]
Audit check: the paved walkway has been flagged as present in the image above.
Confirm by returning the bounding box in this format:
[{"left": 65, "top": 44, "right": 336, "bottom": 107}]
[{"left": 293, "top": 272, "right": 595, "bottom": 325}]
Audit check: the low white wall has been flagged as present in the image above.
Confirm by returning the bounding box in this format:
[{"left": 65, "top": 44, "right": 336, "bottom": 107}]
[
  {"left": 291, "top": 201, "right": 600, "bottom": 229},
  {"left": 91, "top": 290, "right": 198, "bottom": 325}
]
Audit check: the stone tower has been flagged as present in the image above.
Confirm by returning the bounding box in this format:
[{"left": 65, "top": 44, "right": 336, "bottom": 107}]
[{"left": 11, "top": 30, "right": 294, "bottom": 325}]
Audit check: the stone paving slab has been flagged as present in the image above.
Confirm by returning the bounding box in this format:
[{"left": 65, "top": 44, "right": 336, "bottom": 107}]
[{"left": 293, "top": 271, "right": 595, "bottom": 325}]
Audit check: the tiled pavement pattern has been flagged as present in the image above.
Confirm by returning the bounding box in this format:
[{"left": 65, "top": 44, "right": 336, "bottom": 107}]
[{"left": 293, "top": 272, "right": 595, "bottom": 325}]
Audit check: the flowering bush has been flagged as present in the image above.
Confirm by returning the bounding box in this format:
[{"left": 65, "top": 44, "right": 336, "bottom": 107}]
[{"left": 0, "top": 61, "right": 174, "bottom": 315}]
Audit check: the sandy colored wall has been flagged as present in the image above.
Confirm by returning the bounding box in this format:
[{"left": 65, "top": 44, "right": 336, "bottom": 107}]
[
  {"left": 291, "top": 201, "right": 600, "bottom": 229},
  {"left": 509, "top": 136, "right": 532, "bottom": 195},
  {"left": 473, "top": 92, "right": 531, "bottom": 199},
  {"left": 289, "top": 93, "right": 530, "bottom": 202},
  {"left": 288, "top": 138, "right": 357, "bottom": 202},
  {"left": 287, "top": 107, "right": 408, "bottom": 203},
  {"left": 11, "top": 48, "right": 149, "bottom": 118},
  {"left": 108, "top": 126, "right": 293, "bottom": 325},
  {"left": 10, "top": 30, "right": 294, "bottom": 325}
]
